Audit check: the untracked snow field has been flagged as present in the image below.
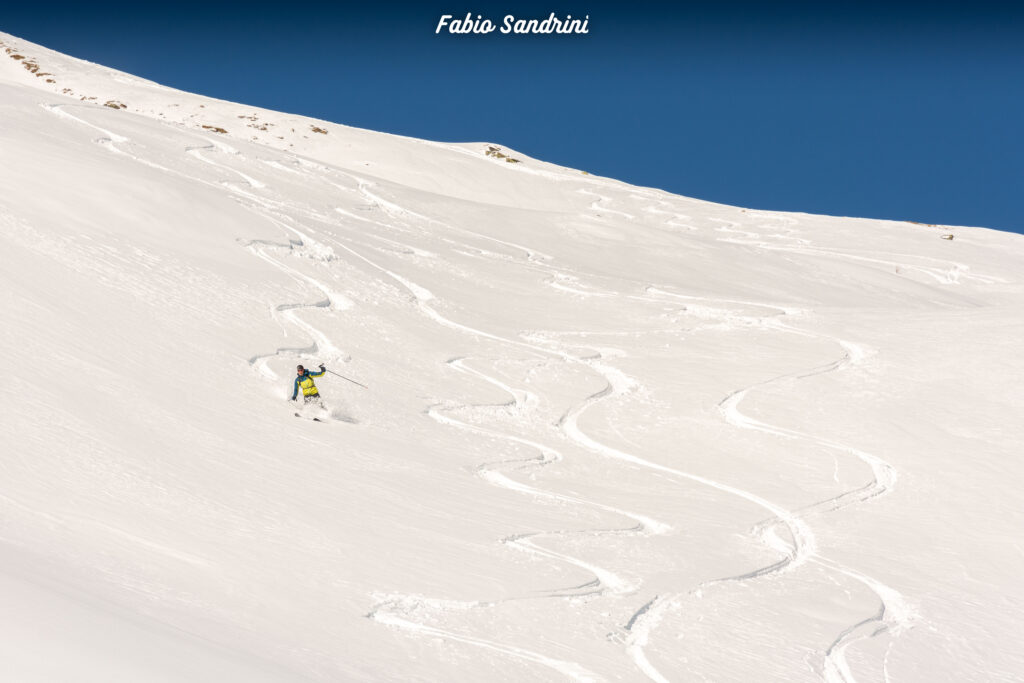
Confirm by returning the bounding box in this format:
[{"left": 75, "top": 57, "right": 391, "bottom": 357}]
[{"left": 1, "top": 32, "right": 1023, "bottom": 683}]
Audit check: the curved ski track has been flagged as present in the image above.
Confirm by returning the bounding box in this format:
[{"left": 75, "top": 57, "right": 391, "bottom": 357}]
[
  {"left": 45, "top": 101, "right": 922, "bottom": 682},
  {"left": 43, "top": 102, "right": 646, "bottom": 677},
  {"left": 708, "top": 212, "right": 1003, "bottom": 286},
  {"left": 625, "top": 289, "right": 915, "bottom": 683}
]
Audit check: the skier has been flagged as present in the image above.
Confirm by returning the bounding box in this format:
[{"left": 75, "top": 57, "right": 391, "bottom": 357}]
[{"left": 291, "top": 363, "right": 326, "bottom": 404}]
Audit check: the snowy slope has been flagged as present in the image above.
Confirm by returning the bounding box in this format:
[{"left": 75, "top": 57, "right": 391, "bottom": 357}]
[{"left": 1, "top": 31, "right": 1023, "bottom": 683}]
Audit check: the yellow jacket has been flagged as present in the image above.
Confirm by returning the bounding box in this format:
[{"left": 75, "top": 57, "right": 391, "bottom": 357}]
[{"left": 292, "top": 368, "right": 325, "bottom": 399}]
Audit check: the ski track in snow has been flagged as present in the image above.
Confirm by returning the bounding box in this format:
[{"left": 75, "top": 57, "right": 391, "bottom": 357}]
[
  {"left": 186, "top": 144, "right": 267, "bottom": 189},
  {"left": 42, "top": 99, "right": 926, "bottom": 681},
  {"left": 710, "top": 220, "right": 1004, "bottom": 286},
  {"left": 42, "top": 101, "right": 356, "bottom": 410},
  {"left": 639, "top": 285, "right": 916, "bottom": 683},
  {"left": 262, "top": 172, "right": 827, "bottom": 678},
  {"left": 301, "top": 234, "right": 653, "bottom": 677},
  {"left": 131, "top": 120, "right": 629, "bottom": 676},
  {"left": 629, "top": 193, "right": 698, "bottom": 232},
  {"left": 578, "top": 189, "right": 637, "bottom": 220},
  {"left": 338, "top": 221, "right": 908, "bottom": 683},
  {"left": 434, "top": 358, "right": 671, "bottom": 590}
]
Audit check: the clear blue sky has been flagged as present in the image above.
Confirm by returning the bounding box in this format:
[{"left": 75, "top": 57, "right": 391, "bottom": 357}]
[{"left": 4, "top": 1, "right": 1022, "bottom": 233}]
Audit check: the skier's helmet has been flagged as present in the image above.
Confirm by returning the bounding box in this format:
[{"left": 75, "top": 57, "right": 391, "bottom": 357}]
[{"left": 296, "top": 364, "right": 305, "bottom": 373}]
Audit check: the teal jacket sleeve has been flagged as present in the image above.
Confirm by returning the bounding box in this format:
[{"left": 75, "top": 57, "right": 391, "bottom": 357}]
[
  {"left": 308, "top": 368, "right": 325, "bottom": 378},
  {"left": 292, "top": 376, "right": 301, "bottom": 400}
]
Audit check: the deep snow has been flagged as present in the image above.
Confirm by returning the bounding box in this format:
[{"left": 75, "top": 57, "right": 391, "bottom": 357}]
[{"left": 1, "top": 31, "right": 1023, "bottom": 683}]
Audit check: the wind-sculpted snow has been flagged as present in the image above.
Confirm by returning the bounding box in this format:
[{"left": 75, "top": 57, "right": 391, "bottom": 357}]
[{"left": 3, "top": 32, "right": 1024, "bottom": 683}]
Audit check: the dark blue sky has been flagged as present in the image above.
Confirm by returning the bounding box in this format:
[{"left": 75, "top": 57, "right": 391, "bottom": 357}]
[{"left": 4, "top": 1, "right": 1022, "bottom": 233}]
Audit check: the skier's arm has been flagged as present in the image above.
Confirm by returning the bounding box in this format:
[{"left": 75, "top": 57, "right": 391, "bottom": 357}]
[
  {"left": 291, "top": 376, "right": 300, "bottom": 400},
  {"left": 308, "top": 367, "right": 326, "bottom": 378}
]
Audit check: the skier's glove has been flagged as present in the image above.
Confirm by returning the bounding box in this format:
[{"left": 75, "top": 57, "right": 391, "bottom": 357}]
[
  {"left": 320, "top": 364, "right": 326, "bottom": 370},
  {"left": 290, "top": 397, "right": 296, "bottom": 401}
]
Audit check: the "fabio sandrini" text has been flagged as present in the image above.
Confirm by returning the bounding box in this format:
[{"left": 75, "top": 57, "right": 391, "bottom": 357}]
[{"left": 436, "top": 13, "right": 591, "bottom": 35}]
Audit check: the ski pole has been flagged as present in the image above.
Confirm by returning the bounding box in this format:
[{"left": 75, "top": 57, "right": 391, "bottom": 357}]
[{"left": 325, "top": 368, "right": 368, "bottom": 389}]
